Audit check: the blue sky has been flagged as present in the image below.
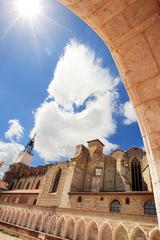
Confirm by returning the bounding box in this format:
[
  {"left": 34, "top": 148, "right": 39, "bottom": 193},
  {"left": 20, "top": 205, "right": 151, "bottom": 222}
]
[{"left": 0, "top": 0, "right": 143, "bottom": 174}]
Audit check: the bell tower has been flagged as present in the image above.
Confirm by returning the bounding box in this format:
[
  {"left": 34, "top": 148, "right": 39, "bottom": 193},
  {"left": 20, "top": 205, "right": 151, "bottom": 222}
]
[{"left": 16, "top": 134, "right": 36, "bottom": 165}]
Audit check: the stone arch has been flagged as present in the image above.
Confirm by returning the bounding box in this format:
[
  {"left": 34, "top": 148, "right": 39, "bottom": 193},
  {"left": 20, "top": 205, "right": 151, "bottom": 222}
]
[
  {"left": 130, "top": 226, "right": 147, "bottom": 240},
  {"left": 86, "top": 220, "right": 98, "bottom": 240},
  {"left": 114, "top": 224, "right": 129, "bottom": 240},
  {"left": 149, "top": 228, "right": 160, "bottom": 240},
  {"left": 55, "top": 216, "right": 66, "bottom": 238},
  {"left": 99, "top": 222, "right": 112, "bottom": 240},
  {"left": 17, "top": 209, "right": 26, "bottom": 226},
  {"left": 35, "top": 212, "right": 43, "bottom": 231},
  {"left": 0, "top": 207, "right": 7, "bottom": 221},
  {"left": 74, "top": 218, "right": 86, "bottom": 240},
  {"left": 46, "top": 216, "right": 56, "bottom": 235},
  {"left": 41, "top": 214, "right": 50, "bottom": 233},
  {"left": 13, "top": 209, "right": 20, "bottom": 225},
  {"left": 58, "top": 0, "right": 160, "bottom": 226},
  {"left": 27, "top": 212, "right": 37, "bottom": 230},
  {"left": 5, "top": 208, "right": 11, "bottom": 222},
  {"left": 3, "top": 208, "right": 7, "bottom": 222},
  {"left": 0, "top": 207, "right": 3, "bottom": 219},
  {"left": 8, "top": 208, "right": 14, "bottom": 223},
  {"left": 65, "top": 217, "right": 76, "bottom": 240},
  {"left": 22, "top": 211, "right": 30, "bottom": 227},
  {"left": 0, "top": 207, "right": 4, "bottom": 221}
]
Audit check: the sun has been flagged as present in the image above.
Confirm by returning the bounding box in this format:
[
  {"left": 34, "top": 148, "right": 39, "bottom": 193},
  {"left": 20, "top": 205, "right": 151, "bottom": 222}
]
[{"left": 16, "top": 0, "right": 42, "bottom": 18}]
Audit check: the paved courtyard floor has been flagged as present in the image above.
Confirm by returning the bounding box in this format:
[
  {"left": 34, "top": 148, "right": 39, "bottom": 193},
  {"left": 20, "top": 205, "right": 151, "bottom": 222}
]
[{"left": 0, "top": 232, "right": 21, "bottom": 239}]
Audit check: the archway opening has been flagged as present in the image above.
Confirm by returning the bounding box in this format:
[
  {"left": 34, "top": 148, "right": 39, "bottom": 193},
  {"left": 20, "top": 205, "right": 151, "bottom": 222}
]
[
  {"left": 130, "top": 227, "right": 147, "bottom": 240},
  {"left": 66, "top": 218, "right": 75, "bottom": 240},
  {"left": 114, "top": 225, "right": 129, "bottom": 240},
  {"left": 150, "top": 229, "right": 160, "bottom": 240},
  {"left": 75, "top": 220, "right": 86, "bottom": 240},
  {"left": 99, "top": 223, "right": 112, "bottom": 240},
  {"left": 56, "top": 217, "right": 66, "bottom": 237},
  {"left": 87, "top": 222, "right": 98, "bottom": 240}
]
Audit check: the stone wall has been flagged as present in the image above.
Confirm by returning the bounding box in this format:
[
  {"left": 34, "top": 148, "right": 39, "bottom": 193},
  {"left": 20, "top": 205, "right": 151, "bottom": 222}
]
[
  {"left": 0, "top": 192, "right": 39, "bottom": 205},
  {"left": 69, "top": 192, "right": 155, "bottom": 216}
]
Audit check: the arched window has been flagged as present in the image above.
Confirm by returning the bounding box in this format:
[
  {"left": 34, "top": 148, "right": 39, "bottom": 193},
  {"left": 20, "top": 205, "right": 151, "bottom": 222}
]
[
  {"left": 131, "top": 159, "right": 143, "bottom": 191},
  {"left": 26, "top": 182, "right": 30, "bottom": 189},
  {"left": 144, "top": 199, "right": 156, "bottom": 215},
  {"left": 35, "top": 180, "right": 40, "bottom": 189},
  {"left": 110, "top": 200, "right": 120, "bottom": 212},
  {"left": 18, "top": 182, "right": 22, "bottom": 189},
  {"left": 51, "top": 169, "right": 62, "bottom": 193}
]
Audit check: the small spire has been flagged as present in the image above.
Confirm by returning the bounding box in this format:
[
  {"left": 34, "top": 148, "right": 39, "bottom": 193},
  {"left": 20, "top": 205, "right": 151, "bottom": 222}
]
[{"left": 24, "top": 134, "right": 36, "bottom": 155}]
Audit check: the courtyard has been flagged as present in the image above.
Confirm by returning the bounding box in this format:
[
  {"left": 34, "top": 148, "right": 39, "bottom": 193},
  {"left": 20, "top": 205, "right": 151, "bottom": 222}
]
[{"left": 0, "top": 231, "right": 20, "bottom": 240}]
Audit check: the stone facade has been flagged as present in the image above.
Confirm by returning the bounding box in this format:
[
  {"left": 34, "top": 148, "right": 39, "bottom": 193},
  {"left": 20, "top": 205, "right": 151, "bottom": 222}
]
[{"left": 0, "top": 139, "right": 159, "bottom": 239}]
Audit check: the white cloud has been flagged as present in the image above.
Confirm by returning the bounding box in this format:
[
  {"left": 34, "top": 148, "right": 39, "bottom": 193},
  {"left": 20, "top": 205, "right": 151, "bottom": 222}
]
[
  {"left": 122, "top": 101, "right": 137, "bottom": 125},
  {"left": 5, "top": 119, "right": 24, "bottom": 142},
  {"left": 32, "top": 40, "right": 119, "bottom": 161},
  {"left": 0, "top": 141, "right": 24, "bottom": 179}
]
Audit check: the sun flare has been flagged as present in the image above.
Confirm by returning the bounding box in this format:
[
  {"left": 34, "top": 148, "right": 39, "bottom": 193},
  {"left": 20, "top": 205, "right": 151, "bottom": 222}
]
[{"left": 16, "top": 0, "right": 42, "bottom": 18}]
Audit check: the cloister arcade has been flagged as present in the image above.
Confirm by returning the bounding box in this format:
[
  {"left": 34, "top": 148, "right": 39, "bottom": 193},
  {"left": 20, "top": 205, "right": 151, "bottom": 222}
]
[{"left": 0, "top": 206, "right": 159, "bottom": 240}]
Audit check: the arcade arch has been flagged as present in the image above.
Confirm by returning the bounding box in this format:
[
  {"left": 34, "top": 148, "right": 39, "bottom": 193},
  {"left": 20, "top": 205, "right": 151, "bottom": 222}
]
[
  {"left": 114, "top": 224, "right": 129, "bottom": 240},
  {"left": 65, "top": 217, "right": 75, "bottom": 240},
  {"left": 149, "top": 228, "right": 160, "bottom": 240},
  {"left": 86, "top": 220, "right": 98, "bottom": 240},
  {"left": 55, "top": 216, "right": 66, "bottom": 237},
  {"left": 74, "top": 219, "right": 86, "bottom": 240},
  {"left": 99, "top": 222, "right": 112, "bottom": 240},
  {"left": 130, "top": 226, "right": 147, "bottom": 240}
]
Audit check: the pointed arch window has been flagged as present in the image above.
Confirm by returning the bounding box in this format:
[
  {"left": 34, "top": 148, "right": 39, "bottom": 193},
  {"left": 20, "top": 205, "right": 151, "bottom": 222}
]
[
  {"left": 51, "top": 169, "right": 62, "bottom": 193},
  {"left": 144, "top": 199, "right": 156, "bottom": 215},
  {"left": 26, "top": 182, "right": 30, "bottom": 189},
  {"left": 18, "top": 182, "right": 22, "bottom": 189},
  {"left": 35, "top": 180, "right": 40, "bottom": 189},
  {"left": 110, "top": 200, "right": 120, "bottom": 212},
  {"left": 33, "top": 199, "right": 37, "bottom": 205},
  {"left": 131, "top": 158, "right": 143, "bottom": 191}
]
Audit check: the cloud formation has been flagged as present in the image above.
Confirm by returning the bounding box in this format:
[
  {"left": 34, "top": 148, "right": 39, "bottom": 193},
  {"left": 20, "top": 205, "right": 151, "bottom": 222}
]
[
  {"left": 32, "top": 40, "right": 120, "bottom": 161},
  {"left": 0, "top": 141, "right": 24, "bottom": 179},
  {"left": 5, "top": 119, "right": 24, "bottom": 142},
  {"left": 122, "top": 100, "right": 137, "bottom": 125}
]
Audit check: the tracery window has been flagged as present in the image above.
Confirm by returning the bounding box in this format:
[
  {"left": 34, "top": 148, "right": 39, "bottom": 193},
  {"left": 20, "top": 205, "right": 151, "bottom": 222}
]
[
  {"left": 131, "top": 158, "right": 143, "bottom": 191},
  {"left": 110, "top": 200, "right": 120, "bottom": 212},
  {"left": 144, "top": 199, "right": 156, "bottom": 215},
  {"left": 51, "top": 169, "right": 62, "bottom": 193}
]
